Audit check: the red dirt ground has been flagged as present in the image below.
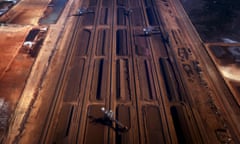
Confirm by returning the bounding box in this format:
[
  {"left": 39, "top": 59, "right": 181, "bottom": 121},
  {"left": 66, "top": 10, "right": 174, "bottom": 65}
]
[
  {"left": 0, "top": 26, "right": 32, "bottom": 102},
  {"left": 0, "top": 25, "right": 33, "bottom": 138}
]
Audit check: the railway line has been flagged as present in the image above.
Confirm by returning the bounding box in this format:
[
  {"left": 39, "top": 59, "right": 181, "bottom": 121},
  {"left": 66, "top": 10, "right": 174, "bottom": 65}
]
[
  {"left": 39, "top": 0, "right": 176, "bottom": 143},
  {"left": 8, "top": 0, "right": 240, "bottom": 143}
]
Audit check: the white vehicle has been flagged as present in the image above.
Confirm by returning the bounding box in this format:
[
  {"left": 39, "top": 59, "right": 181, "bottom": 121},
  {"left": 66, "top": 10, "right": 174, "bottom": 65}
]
[
  {"left": 143, "top": 26, "right": 156, "bottom": 35},
  {"left": 74, "top": 7, "right": 94, "bottom": 16},
  {"left": 23, "top": 41, "right": 35, "bottom": 48},
  {"left": 143, "top": 26, "right": 161, "bottom": 36},
  {"left": 101, "top": 107, "right": 129, "bottom": 131}
]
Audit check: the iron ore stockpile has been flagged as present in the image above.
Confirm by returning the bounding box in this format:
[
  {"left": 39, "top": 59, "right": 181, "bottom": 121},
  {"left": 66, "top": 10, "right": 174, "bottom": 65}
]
[{"left": 1, "top": 0, "right": 240, "bottom": 143}]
